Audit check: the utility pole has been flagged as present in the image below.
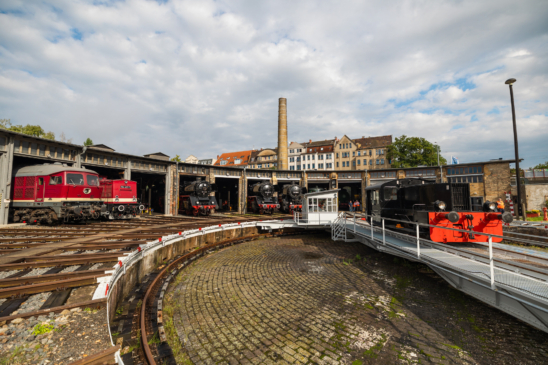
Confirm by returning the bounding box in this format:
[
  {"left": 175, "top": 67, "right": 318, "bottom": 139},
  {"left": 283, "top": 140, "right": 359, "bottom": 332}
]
[{"left": 505, "top": 78, "right": 523, "bottom": 220}]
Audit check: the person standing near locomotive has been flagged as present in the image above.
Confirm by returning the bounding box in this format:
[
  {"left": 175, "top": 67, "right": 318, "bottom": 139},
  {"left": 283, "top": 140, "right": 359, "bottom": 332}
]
[
  {"left": 497, "top": 198, "right": 505, "bottom": 213},
  {"left": 354, "top": 200, "right": 361, "bottom": 212}
]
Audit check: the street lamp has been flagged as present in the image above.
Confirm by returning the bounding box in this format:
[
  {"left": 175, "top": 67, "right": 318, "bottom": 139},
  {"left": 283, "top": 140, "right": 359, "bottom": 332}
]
[
  {"left": 435, "top": 142, "right": 443, "bottom": 182},
  {"left": 505, "top": 78, "right": 523, "bottom": 219}
]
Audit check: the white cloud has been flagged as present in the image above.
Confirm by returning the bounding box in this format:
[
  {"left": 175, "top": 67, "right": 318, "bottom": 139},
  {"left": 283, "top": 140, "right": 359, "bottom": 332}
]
[{"left": 0, "top": 0, "right": 547, "bottom": 167}]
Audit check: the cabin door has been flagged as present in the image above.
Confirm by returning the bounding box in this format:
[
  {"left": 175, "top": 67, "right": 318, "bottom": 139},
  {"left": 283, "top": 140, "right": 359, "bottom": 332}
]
[
  {"left": 369, "top": 189, "right": 381, "bottom": 222},
  {"left": 36, "top": 177, "right": 45, "bottom": 202}
]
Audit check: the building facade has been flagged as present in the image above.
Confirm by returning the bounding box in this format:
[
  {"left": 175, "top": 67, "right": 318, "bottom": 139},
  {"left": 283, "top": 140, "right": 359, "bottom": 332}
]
[
  {"left": 214, "top": 150, "right": 252, "bottom": 168},
  {"left": 249, "top": 148, "right": 278, "bottom": 169},
  {"left": 334, "top": 135, "right": 392, "bottom": 171}
]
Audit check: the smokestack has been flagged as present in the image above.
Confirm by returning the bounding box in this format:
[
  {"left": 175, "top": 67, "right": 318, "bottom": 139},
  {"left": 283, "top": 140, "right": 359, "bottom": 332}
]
[{"left": 277, "top": 98, "right": 288, "bottom": 170}]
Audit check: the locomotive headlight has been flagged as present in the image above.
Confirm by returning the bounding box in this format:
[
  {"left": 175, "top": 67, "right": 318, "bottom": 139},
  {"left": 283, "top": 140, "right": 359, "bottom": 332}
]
[
  {"left": 115, "top": 195, "right": 119, "bottom": 202},
  {"left": 133, "top": 196, "right": 137, "bottom": 202},
  {"left": 483, "top": 201, "right": 496, "bottom": 212},
  {"left": 434, "top": 200, "right": 446, "bottom": 211}
]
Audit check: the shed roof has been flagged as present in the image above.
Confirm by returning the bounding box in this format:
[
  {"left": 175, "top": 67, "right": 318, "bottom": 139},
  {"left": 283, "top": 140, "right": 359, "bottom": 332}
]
[{"left": 14, "top": 163, "right": 97, "bottom": 177}]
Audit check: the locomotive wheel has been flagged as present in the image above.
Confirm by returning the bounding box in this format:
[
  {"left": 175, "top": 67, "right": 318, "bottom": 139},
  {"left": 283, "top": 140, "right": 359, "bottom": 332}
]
[{"left": 193, "top": 209, "right": 199, "bottom": 217}]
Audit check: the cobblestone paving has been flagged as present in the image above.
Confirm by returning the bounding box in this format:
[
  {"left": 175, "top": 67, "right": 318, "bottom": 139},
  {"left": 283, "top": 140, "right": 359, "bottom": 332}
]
[{"left": 165, "top": 234, "right": 548, "bottom": 364}]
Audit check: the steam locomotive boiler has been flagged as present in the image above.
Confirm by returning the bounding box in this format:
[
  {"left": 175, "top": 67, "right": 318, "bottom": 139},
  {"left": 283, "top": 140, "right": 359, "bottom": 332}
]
[
  {"left": 247, "top": 181, "right": 279, "bottom": 214},
  {"left": 279, "top": 183, "right": 306, "bottom": 214},
  {"left": 179, "top": 179, "right": 218, "bottom": 216},
  {"left": 365, "top": 178, "right": 513, "bottom": 243},
  {"left": 10, "top": 163, "right": 107, "bottom": 224}
]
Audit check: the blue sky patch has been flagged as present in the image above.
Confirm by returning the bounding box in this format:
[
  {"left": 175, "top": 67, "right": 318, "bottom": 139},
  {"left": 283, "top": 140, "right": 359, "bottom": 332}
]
[{"left": 71, "top": 28, "right": 83, "bottom": 40}]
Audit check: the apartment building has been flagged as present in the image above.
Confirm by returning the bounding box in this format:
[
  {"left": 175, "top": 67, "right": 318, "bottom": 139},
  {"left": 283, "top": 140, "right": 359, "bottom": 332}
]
[
  {"left": 249, "top": 148, "right": 278, "bottom": 169},
  {"left": 334, "top": 135, "right": 392, "bottom": 170},
  {"left": 214, "top": 150, "right": 252, "bottom": 167},
  {"left": 299, "top": 139, "right": 335, "bottom": 171}
]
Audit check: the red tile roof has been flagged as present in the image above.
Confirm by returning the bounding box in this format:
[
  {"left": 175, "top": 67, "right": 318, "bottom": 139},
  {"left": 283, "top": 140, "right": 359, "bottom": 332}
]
[{"left": 214, "top": 150, "right": 253, "bottom": 166}]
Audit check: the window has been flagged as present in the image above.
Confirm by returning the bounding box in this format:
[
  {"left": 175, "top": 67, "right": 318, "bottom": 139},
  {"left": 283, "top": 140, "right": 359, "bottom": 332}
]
[
  {"left": 352, "top": 151, "right": 355, "bottom": 156},
  {"left": 363, "top": 159, "right": 367, "bottom": 165},
  {"left": 312, "top": 155, "right": 315, "bottom": 160},
  {"left": 383, "top": 187, "right": 398, "bottom": 201},
  {"left": 87, "top": 175, "right": 99, "bottom": 186},
  {"left": 67, "top": 173, "right": 84, "bottom": 185},
  {"left": 307, "top": 155, "right": 310, "bottom": 161},
  {"left": 381, "top": 159, "right": 385, "bottom": 164},
  {"left": 312, "top": 164, "right": 315, "bottom": 169},
  {"left": 308, "top": 164, "right": 311, "bottom": 169},
  {"left": 369, "top": 150, "right": 372, "bottom": 156},
  {"left": 220, "top": 160, "right": 227, "bottom": 165},
  {"left": 49, "top": 176, "right": 62, "bottom": 185},
  {"left": 357, "top": 151, "right": 361, "bottom": 156},
  {"left": 321, "top": 148, "right": 323, "bottom": 151},
  {"left": 406, "top": 169, "right": 435, "bottom": 177},
  {"left": 357, "top": 160, "right": 361, "bottom": 165},
  {"left": 353, "top": 160, "right": 356, "bottom": 166},
  {"left": 258, "top": 164, "right": 262, "bottom": 168},
  {"left": 290, "top": 149, "right": 294, "bottom": 153},
  {"left": 376, "top": 159, "right": 379, "bottom": 165},
  {"left": 31, "top": 143, "right": 37, "bottom": 155},
  {"left": 39, "top": 145, "right": 45, "bottom": 156},
  {"left": 290, "top": 157, "right": 294, "bottom": 162},
  {"left": 38, "top": 178, "right": 44, "bottom": 186},
  {"left": 319, "top": 163, "right": 324, "bottom": 169},
  {"left": 290, "top": 166, "right": 294, "bottom": 170},
  {"left": 371, "top": 171, "right": 396, "bottom": 178},
  {"left": 336, "top": 162, "right": 339, "bottom": 167},
  {"left": 297, "top": 165, "right": 301, "bottom": 170},
  {"left": 297, "top": 157, "right": 301, "bottom": 162},
  {"left": 336, "top": 153, "right": 339, "bottom": 158},
  {"left": 369, "top": 160, "right": 373, "bottom": 165}
]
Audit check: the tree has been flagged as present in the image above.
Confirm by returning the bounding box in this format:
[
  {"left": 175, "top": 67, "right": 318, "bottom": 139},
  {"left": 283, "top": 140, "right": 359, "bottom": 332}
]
[
  {"left": 0, "top": 119, "right": 10, "bottom": 129},
  {"left": 170, "top": 155, "right": 182, "bottom": 162},
  {"left": 387, "top": 135, "right": 447, "bottom": 168},
  {"left": 533, "top": 161, "right": 548, "bottom": 169},
  {"left": 83, "top": 138, "right": 94, "bottom": 146},
  {"left": 0, "top": 119, "right": 55, "bottom": 140}
]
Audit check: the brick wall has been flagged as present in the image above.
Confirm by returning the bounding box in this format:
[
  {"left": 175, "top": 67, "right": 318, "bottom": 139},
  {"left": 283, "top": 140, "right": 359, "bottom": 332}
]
[{"left": 484, "top": 163, "right": 511, "bottom": 202}]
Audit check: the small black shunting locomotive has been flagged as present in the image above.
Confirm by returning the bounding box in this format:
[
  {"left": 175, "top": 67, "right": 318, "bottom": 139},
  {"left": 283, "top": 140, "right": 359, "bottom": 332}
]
[
  {"left": 247, "top": 181, "right": 279, "bottom": 214},
  {"left": 179, "top": 179, "right": 218, "bottom": 216},
  {"left": 278, "top": 183, "right": 307, "bottom": 214},
  {"left": 365, "top": 178, "right": 512, "bottom": 243}
]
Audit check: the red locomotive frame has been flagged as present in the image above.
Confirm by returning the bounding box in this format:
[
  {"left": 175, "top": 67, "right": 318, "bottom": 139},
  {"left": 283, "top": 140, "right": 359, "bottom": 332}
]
[{"left": 428, "top": 212, "right": 505, "bottom": 243}]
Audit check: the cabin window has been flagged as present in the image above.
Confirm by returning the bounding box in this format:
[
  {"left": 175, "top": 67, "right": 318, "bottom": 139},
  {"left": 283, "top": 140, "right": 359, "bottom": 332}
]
[
  {"left": 49, "top": 176, "right": 62, "bottom": 185},
  {"left": 370, "top": 190, "right": 379, "bottom": 206},
  {"left": 67, "top": 173, "right": 84, "bottom": 185},
  {"left": 383, "top": 187, "right": 398, "bottom": 201},
  {"left": 87, "top": 175, "right": 99, "bottom": 186},
  {"left": 38, "top": 178, "right": 44, "bottom": 186}
]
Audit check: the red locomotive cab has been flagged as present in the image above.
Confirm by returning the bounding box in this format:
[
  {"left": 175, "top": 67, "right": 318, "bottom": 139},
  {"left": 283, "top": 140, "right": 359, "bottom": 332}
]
[{"left": 99, "top": 179, "right": 141, "bottom": 219}]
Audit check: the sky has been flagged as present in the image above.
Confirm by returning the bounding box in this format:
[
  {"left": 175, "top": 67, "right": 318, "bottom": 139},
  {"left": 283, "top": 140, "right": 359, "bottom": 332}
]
[{"left": 1, "top": 0, "right": 547, "bottom": 167}]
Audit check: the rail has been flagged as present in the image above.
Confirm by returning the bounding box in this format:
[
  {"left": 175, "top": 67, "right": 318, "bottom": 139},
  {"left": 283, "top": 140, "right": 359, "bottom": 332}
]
[{"left": 103, "top": 218, "right": 278, "bottom": 364}]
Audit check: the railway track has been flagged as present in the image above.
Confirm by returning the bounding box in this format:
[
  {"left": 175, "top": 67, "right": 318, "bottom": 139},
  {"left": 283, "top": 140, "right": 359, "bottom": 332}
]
[{"left": 0, "top": 214, "right": 286, "bottom": 322}]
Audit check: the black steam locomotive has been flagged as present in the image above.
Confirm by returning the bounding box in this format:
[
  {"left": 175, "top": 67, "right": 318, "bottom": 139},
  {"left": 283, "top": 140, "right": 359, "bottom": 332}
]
[
  {"left": 247, "top": 181, "right": 279, "bottom": 214},
  {"left": 179, "top": 179, "right": 218, "bottom": 216},
  {"left": 278, "top": 183, "right": 307, "bottom": 214},
  {"left": 365, "top": 178, "right": 512, "bottom": 243}
]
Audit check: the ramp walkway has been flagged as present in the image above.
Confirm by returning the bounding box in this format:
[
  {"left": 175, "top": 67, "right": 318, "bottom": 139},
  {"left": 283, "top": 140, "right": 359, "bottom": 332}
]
[{"left": 329, "top": 212, "right": 548, "bottom": 333}]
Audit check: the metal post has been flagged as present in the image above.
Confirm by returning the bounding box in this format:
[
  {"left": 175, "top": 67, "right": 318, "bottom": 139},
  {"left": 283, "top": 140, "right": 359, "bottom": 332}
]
[
  {"left": 506, "top": 79, "right": 523, "bottom": 220},
  {"left": 370, "top": 216, "right": 373, "bottom": 239},
  {"left": 354, "top": 212, "right": 356, "bottom": 233},
  {"left": 489, "top": 236, "right": 495, "bottom": 289},
  {"left": 416, "top": 224, "right": 420, "bottom": 258},
  {"left": 382, "top": 219, "right": 385, "bottom": 245}
]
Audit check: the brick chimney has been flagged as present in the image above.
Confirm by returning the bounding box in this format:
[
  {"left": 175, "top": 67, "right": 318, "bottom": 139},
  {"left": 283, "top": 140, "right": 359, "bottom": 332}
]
[{"left": 277, "top": 98, "right": 288, "bottom": 170}]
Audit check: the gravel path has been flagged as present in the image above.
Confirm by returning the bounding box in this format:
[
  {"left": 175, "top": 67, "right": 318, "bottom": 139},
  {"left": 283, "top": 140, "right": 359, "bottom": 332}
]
[{"left": 0, "top": 307, "right": 111, "bottom": 364}]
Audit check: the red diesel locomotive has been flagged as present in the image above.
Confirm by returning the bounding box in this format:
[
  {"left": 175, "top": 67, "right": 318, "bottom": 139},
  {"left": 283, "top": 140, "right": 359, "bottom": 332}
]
[
  {"left": 100, "top": 179, "right": 144, "bottom": 219},
  {"left": 365, "top": 178, "right": 513, "bottom": 243},
  {"left": 10, "top": 163, "right": 107, "bottom": 224}
]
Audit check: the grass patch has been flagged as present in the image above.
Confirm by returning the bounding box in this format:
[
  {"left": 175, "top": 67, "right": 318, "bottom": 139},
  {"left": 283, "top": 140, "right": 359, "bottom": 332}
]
[
  {"left": 115, "top": 306, "right": 124, "bottom": 315},
  {"left": 32, "top": 322, "right": 54, "bottom": 336}
]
